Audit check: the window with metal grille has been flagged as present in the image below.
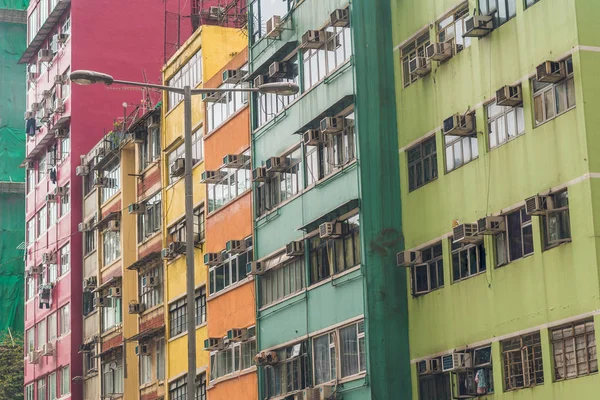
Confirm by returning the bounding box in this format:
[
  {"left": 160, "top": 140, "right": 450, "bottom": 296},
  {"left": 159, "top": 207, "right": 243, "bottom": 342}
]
[
  {"left": 501, "top": 332, "right": 544, "bottom": 390},
  {"left": 551, "top": 320, "right": 597, "bottom": 380}
]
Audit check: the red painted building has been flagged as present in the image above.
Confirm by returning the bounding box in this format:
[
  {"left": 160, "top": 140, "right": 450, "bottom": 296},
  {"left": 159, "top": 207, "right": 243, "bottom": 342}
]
[{"left": 21, "top": 1, "right": 169, "bottom": 398}]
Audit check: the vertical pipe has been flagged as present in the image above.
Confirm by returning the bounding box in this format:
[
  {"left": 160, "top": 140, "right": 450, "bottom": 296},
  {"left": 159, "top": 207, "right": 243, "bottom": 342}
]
[{"left": 183, "top": 85, "right": 197, "bottom": 400}]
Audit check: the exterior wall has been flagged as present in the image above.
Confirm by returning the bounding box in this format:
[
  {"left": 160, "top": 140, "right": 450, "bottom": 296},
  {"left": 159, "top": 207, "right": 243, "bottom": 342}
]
[{"left": 391, "top": 0, "right": 600, "bottom": 399}]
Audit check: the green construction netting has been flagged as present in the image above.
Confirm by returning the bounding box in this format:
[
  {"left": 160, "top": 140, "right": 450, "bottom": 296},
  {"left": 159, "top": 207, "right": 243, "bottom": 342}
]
[{"left": 0, "top": 0, "right": 28, "bottom": 10}]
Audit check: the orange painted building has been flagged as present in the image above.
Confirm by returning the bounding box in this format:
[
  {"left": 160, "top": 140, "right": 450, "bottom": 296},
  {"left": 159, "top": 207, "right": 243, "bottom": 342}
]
[{"left": 202, "top": 48, "right": 258, "bottom": 398}]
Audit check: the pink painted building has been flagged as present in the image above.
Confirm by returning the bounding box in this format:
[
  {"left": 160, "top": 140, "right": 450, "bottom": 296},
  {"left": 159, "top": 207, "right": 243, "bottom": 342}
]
[{"left": 21, "top": 1, "right": 170, "bottom": 399}]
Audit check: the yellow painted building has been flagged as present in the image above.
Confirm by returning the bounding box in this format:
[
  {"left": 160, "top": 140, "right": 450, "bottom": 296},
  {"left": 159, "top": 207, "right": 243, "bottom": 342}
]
[{"left": 161, "top": 24, "right": 247, "bottom": 398}]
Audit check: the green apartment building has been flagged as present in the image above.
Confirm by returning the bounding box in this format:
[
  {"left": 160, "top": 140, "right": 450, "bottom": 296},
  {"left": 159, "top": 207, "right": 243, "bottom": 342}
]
[
  {"left": 392, "top": 0, "right": 599, "bottom": 399},
  {"left": 249, "top": 0, "right": 411, "bottom": 398}
]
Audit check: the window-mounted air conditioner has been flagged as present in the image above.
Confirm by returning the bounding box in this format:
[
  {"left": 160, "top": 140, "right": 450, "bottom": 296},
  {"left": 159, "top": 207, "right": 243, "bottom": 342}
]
[
  {"left": 93, "top": 177, "right": 111, "bottom": 188},
  {"left": 496, "top": 84, "right": 523, "bottom": 107},
  {"left": 107, "top": 220, "right": 120, "bottom": 232},
  {"left": 477, "top": 216, "right": 505, "bottom": 235},
  {"left": 42, "top": 252, "right": 57, "bottom": 265},
  {"left": 42, "top": 89, "right": 53, "bottom": 98},
  {"left": 93, "top": 296, "right": 108, "bottom": 308},
  {"left": 56, "top": 33, "right": 69, "bottom": 44},
  {"left": 135, "top": 344, "right": 150, "bottom": 356},
  {"left": 302, "top": 30, "right": 325, "bottom": 49},
  {"left": 27, "top": 265, "right": 43, "bottom": 275},
  {"left": 55, "top": 128, "right": 68, "bottom": 139},
  {"left": 396, "top": 250, "right": 422, "bottom": 267},
  {"left": 222, "top": 69, "right": 242, "bottom": 84},
  {"left": 142, "top": 275, "right": 158, "bottom": 288},
  {"left": 266, "top": 15, "right": 283, "bottom": 38},
  {"left": 200, "top": 170, "right": 226, "bottom": 184},
  {"left": 286, "top": 240, "right": 304, "bottom": 257},
  {"left": 107, "top": 287, "right": 121, "bottom": 298},
  {"left": 525, "top": 194, "right": 552, "bottom": 216},
  {"left": 128, "top": 203, "right": 146, "bottom": 215},
  {"left": 204, "top": 252, "right": 223, "bottom": 266},
  {"left": 246, "top": 261, "right": 264, "bottom": 276},
  {"left": 28, "top": 350, "right": 41, "bottom": 364},
  {"left": 254, "top": 74, "right": 266, "bottom": 88},
  {"left": 452, "top": 223, "right": 480, "bottom": 244},
  {"left": 330, "top": 8, "right": 350, "bottom": 27},
  {"left": 268, "top": 61, "right": 288, "bottom": 79},
  {"left": 536, "top": 61, "right": 566, "bottom": 83},
  {"left": 129, "top": 301, "right": 146, "bottom": 314},
  {"left": 255, "top": 350, "right": 278, "bottom": 366},
  {"left": 46, "top": 194, "right": 57, "bottom": 203},
  {"left": 426, "top": 41, "right": 452, "bottom": 62},
  {"left": 443, "top": 113, "right": 475, "bottom": 136},
  {"left": 169, "top": 241, "right": 186, "bottom": 256},
  {"left": 252, "top": 166, "right": 267, "bottom": 182},
  {"left": 441, "top": 352, "right": 472, "bottom": 372},
  {"left": 463, "top": 15, "right": 493, "bottom": 38},
  {"left": 38, "top": 49, "right": 53, "bottom": 62},
  {"left": 226, "top": 239, "right": 247, "bottom": 254},
  {"left": 202, "top": 91, "right": 220, "bottom": 103},
  {"left": 208, "top": 6, "right": 224, "bottom": 18},
  {"left": 320, "top": 117, "right": 344, "bottom": 134},
  {"left": 42, "top": 342, "right": 55, "bottom": 356},
  {"left": 78, "top": 221, "right": 90, "bottom": 232},
  {"left": 83, "top": 277, "right": 97, "bottom": 291},
  {"left": 203, "top": 337, "right": 224, "bottom": 351},
  {"left": 303, "top": 129, "right": 322, "bottom": 146},
  {"left": 170, "top": 158, "right": 185, "bottom": 177},
  {"left": 265, "top": 156, "right": 287, "bottom": 172},
  {"left": 227, "top": 328, "right": 249, "bottom": 342},
  {"left": 409, "top": 57, "right": 431, "bottom": 77},
  {"left": 76, "top": 165, "right": 89, "bottom": 176},
  {"left": 319, "top": 222, "right": 346, "bottom": 239},
  {"left": 223, "top": 154, "right": 248, "bottom": 168},
  {"left": 417, "top": 358, "right": 441, "bottom": 374}
]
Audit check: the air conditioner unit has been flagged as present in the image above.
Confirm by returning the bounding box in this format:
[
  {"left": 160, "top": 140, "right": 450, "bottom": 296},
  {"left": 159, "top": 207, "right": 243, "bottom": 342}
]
[
  {"left": 161, "top": 247, "right": 174, "bottom": 260},
  {"left": 24, "top": 161, "right": 36, "bottom": 170},
  {"left": 108, "top": 287, "right": 121, "bottom": 298},
  {"left": 477, "top": 216, "right": 505, "bottom": 235},
  {"left": 222, "top": 69, "right": 242, "bottom": 84},
  {"left": 38, "top": 48, "right": 53, "bottom": 62},
  {"left": 319, "top": 222, "right": 345, "bottom": 239},
  {"left": 129, "top": 302, "right": 145, "bottom": 314},
  {"left": 441, "top": 352, "right": 472, "bottom": 372},
  {"left": 93, "top": 177, "right": 110, "bottom": 188},
  {"left": 128, "top": 203, "right": 146, "bottom": 215},
  {"left": 24, "top": 111, "right": 35, "bottom": 120},
  {"left": 246, "top": 261, "right": 264, "bottom": 276},
  {"left": 426, "top": 41, "right": 452, "bottom": 62},
  {"left": 496, "top": 84, "right": 523, "bottom": 107},
  {"left": 209, "top": 6, "right": 224, "bottom": 18},
  {"left": 31, "top": 102, "right": 41, "bottom": 111},
  {"left": 396, "top": 250, "right": 421, "bottom": 267},
  {"left": 54, "top": 74, "right": 67, "bottom": 85},
  {"left": 223, "top": 154, "right": 245, "bottom": 168},
  {"left": 54, "top": 128, "right": 68, "bottom": 138},
  {"left": 83, "top": 277, "right": 97, "bottom": 291},
  {"left": 226, "top": 239, "right": 247, "bottom": 254},
  {"left": 303, "top": 129, "right": 322, "bottom": 146},
  {"left": 142, "top": 275, "right": 158, "bottom": 287},
  {"left": 302, "top": 30, "right": 325, "bottom": 49},
  {"left": 204, "top": 252, "right": 223, "bottom": 266},
  {"left": 54, "top": 98, "right": 65, "bottom": 113},
  {"left": 266, "top": 15, "right": 283, "bottom": 38},
  {"left": 169, "top": 241, "right": 186, "bottom": 256},
  {"left": 330, "top": 8, "right": 350, "bottom": 27},
  {"left": 200, "top": 170, "right": 226, "bottom": 184},
  {"left": 268, "top": 62, "right": 288, "bottom": 79},
  {"left": 42, "top": 252, "right": 57, "bottom": 265},
  {"left": 46, "top": 194, "right": 57, "bottom": 202},
  {"left": 265, "top": 156, "right": 287, "bottom": 172},
  {"left": 536, "top": 61, "right": 566, "bottom": 83},
  {"left": 56, "top": 33, "right": 69, "bottom": 43},
  {"left": 42, "top": 342, "right": 55, "bottom": 356},
  {"left": 320, "top": 117, "right": 344, "bottom": 134},
  {"left": 76, "top": 165, "right": 89, "bottom": 176},
  {"left": 27, "top": 265, "right": 43, "bottom": 275},
  {"left": 463, "top": 15, "right": 493, "bottom": 38},
  {"left": 128, "top": 130, "right": 145, "bottom": 144},
  {"left": 417, "top": 358, "right": 441, "bottom": 374},
  {"left": 302, "top": 388, "right": 320, "bottom": 400},
  {"left": 28, "top": 72, "right": 38, "bottom": 82},
  {"left": 254, "top": 75, "right": 265, "bottom": 88},
  {"left": 203, "top": 337, "right": 224, "bottom": 351},
  {"left": 525, "top": 194, "right": 552, "bottom": 216},
  {"left": 252, "top": 167, "right": 267, "bottom": 182},
  {"left": 227, "top": 328, "right": 249, "bottom": 342},
  {"left": 107, "top": 219, "right": 120, "bottom": 232},
  {"left": 135, "top": 344, "right": 150, "bottom": 356},
  {"left": 443, "top": 113, "right": 475, "bottom": 136},
  {"left": 170, "top": 158, "right": 185, "bottom": 177},
  {"left": 409, "top": 57, "right": 431, "bottom": 77},
  {"left": 286, "top": 240, "right": 304, "bottom": 257},
  {"left": 318, "top": 385, "right": 334, "bottom": 400},
  {"left": 453, "top": 223, "right": 480, "bottom": 244},
  {"left": 78, "top": 343, "right": 93, "bottom": 353},
  {"left": 28, "top": 350, "right": 41, "bottom": 364},
  {"left": 254, "top": 350, "right": 278, "bottom": 366},
  {"left": 78, "top": 221, "right": 90, "bottom": 232},
  {"left": 202, "top": 91, "right": 220, "bottom": 102}
]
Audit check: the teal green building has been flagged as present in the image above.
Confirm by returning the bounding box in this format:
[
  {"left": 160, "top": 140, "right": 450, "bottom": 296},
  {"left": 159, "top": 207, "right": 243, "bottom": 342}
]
[
  {"left": 249, "top": 0, "right": 411, "bottom": 398},
  {"left": 392, "top": 0, "right": 600, "bottom": 398},
  {"left": 0, "top": 0, "right": 27, "bottom": 337}
]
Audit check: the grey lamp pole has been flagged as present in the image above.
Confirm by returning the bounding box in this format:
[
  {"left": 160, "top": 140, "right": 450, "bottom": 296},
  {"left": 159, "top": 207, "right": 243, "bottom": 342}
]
[{"left": 70, "top": 70, "right": 298, "bottom": 400}]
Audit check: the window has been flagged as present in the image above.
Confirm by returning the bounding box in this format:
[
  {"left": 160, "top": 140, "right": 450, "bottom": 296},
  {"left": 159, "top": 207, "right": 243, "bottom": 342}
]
[
  {"left": 305, "top": 110, "right": 356, "bottom": 187},
  {"left": 26, "top": 328, "right": 35, "bottom": 353},
  {"left": 487, "top": 101, "right": 525, "bottom": 149},
  {"left": 37, "top": 319, "right": 46, "bottom": 350},
  {"left": 60, "top": 183, "right": 70, "bottom": 216},
  {"left": 209, "top": 328, "right": 257, "bottom": 381},
  {"left": 101, "top": 162, "right": 121, "bottom": 202},
  {"left": 209, "top": 237, "right": 253, "bottom": 295},
  {"left": 83, "top": 290, "right": 94, "bottom": 316},
  {"left": 412, "top": 242, "right": 444, "bottom": 295},
  {"left": 502, "top": 332, "right": 544, "bottom": 390},
  {"left": 250, "top": 0, "right": 292, "bottom": 43},
  {"left": 103, "top": 230, "right": 121, "bottom": 266},
  {"left": 36, "top": 378, "right": 46, "bottom": 400},
  {"left": 138, "top": 192, "right": 162, "bottom": 242},
  {"left": 479, "top": 0, "right": 517, "bottom": 26},
  {"left": 167, "top": 50, "right": 202, "bottom": 110},
  {"left": 169, "top": 374, "right": 206, "bottom": 400},
  {"left": 48, "top": 372, "right": 56, "bottom": 400},
  {"left": 83, "top": 158, "right": 96, "bottom": 195},
  {"left": 48, "top": 260, "right": 58, "bottom": 284},
  {"left": 25, "top": 383, "right": 34, "bottom": 400},
  {"left": 401, "top": 31, "right": 430, "bottom": 87},
  {"left": 102, "top": 297, "right": 122, "bottom": 332},
  {"left": 260, "top": 257, "right": 305, "bottom": 307},
  {"left": 552, "top": 319, "right": 597, "bottom": 380},
  {"left": 195, "top": 287, "right": 206, "bottom": 325},
  {"left": 139, "top": 265, "right": 163, "bottom": 309},
  {"left": 26, "top": 276, "right": 35, "bottom": 300},
  {"left": 84, "top": 346, "right": 97, "bottom": 375},
  {"left": 451, "top": 240, "right": 486, "bottom": 282},
  {"left": 533, "top": 57, "right": 575, "bottom": 126},
  {"left": 156, "top": 337, "right": 165, "bottom": 381},
  {"left": 48, "top": 200, "right": 57, "bottom": 227},
  {"left": 60, "top": 365, "right": 70, "bottom": 396},
  {"left": 309, "top": 214, "right": 360, "bottom": 285},
  {"left": 60, "top": 133, "right": 70, "bottom": 161},
  {"left": 495, "top": 208, "right": 533, "bottom": 267},
  {"left": 48, "top": 312, "right": 57, "bottom": 341},
  {"left": 525, "top": 0, "right": 541, "bottom": 7},
  {"left": 27, "top": 169, "right": 35, "bottom": 193},
  {"left": 407, "top": 136, "right": 437, "bottom": 191},
  {"left": 27, "top": 218, "right": 35, "bottom": 245},
  {"left": 38, "top": 205, "right": 47, "bottom": 235},
  {"left": 58, "top": 304, "right": 69, "bottom": 336},
  {"left": 85, "top": 229, "right": 96, "bottom": 255},
  {"left": 167, "top": 132, "right": 203, "bottom": 184},
  {"left": 207, "top": 65, "right": 250, "bottom": 133},
  {"left": 255, "top": 57, "right": 299, "bottom": 128},
  {"left": 264, "top": 341, "right": 310, "bottom": 398},
  {"left": 169, "top": 288, "right": 206, "bottom": 337},
  {"left": 542, "top": 191, "right": 571, "bottom": 249},
  {"left": 140, "top": 350, "right": 152, "bottom": 385},
  {"left": 207, "top": 150, "right": 251, "bottom": 213},
  {"left": 445, "top": 133, "right": 478, "bottom": 172},
  {"left": 302, "top": 25, "right": 352, "bottom": 90},
  {"left": 59, "top": 244, "right": 69, "bottom": 275},
  {"left": 194, "top": 206, "right": 205, "bottom": 242},
  {"left": 61, "top": 14, "right": 70, "bottom": 35},
  {"left": 102, "top": 357, "right": 124, "bottom": 396},
  {"left": 255, "top": 147, "right": 302, "bottom": 216},
  {"left": 437, "top": 5, "right": 471, "bottom": 56},
  {"left": 313, "top": 321, "right": 366, "bottom": 385},
  {"left": 139, "top": 121, "right": 161, "bottom": 171}
]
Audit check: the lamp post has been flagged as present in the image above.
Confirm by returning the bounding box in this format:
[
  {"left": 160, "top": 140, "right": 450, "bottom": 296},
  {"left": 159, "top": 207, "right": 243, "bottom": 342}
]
[{"left": 71, "top": 70, "right": 298, "bottom": 400}]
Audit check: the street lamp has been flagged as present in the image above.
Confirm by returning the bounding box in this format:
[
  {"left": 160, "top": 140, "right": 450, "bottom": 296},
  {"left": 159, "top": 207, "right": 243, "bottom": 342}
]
[{"left": 71, "top": 70, "right": 298, "bottom": 400}]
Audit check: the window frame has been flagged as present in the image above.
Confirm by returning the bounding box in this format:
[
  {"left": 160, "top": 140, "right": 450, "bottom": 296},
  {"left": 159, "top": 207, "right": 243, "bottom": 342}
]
[
  {"left": 551, "top": 319, "right": 598, "bottom": 381},
  {"left": 532, "top": 57, "right": 575, "bottom": 127},
  {"left": 501, "top": 332, "right": 544, "bottom": 391},
  {"left": 209, "top": 328, "right": 257, "bottom": 381},
  {"left": 411, "top": 242, "right": 444, "bottom": 295},
  {"left": 401, "top": 30, "right": 431, "bottom": 88},
  {"left": 541, "top": 190, "right": 571, "bottom": 250},
  {"left": 450, "top": 239, "right": 486, "bottom": 283},
  {"left": 208, "top": 237, "right": 253, "bottom": 295},
  {"left": 407, "top": 136, "right": 438, "bottom": 192},
  {"left": 494, "top": 207, "right": 534, "bottom": 267},
  {"left": 436, "top": 4, "right": 471, "bottom": 57},
  {"left": 478, "top": 0, "right": 517, "bottom": 27}
]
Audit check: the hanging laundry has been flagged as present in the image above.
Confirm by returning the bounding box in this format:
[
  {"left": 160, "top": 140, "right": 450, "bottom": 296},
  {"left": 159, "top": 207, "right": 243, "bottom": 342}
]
[
  {"left": 26, "top": 118, "right": 36, "bottom": 136},
  {"left": 50, "top": 168, "right": 57, "bottom": 184},
  {"left": 475, "top": 369, "right": 487, "bottom": 394}
]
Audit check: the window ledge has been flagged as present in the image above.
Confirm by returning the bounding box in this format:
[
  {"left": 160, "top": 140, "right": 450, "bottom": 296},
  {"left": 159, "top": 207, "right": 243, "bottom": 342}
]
[
  {"left": 100, "top": 258, "right": 122, "bottom": 273},
  {"left": 139, "top": 230, "right": 161, "bottom": 247},
  {"left": 259, "top": 288, "right": 307, "bottom": 312},
  {"left": 452, "top": 270, "right": 487, "bottom": 285},
  {"left": 207, "top": 277, "right": 254, "bottom": 302},
  {"left": 101, "top": 323, "right": 122, "bottom": 339},
  {"left": 543, "top": 239, "right": 572, "bottom": 252},
  {"left": 205, "top": 104, "right": 249, "bottom": 140},
  {"left": 139, "top": 159, "right": 161, "bottom": 177},
  {"left": 207, "top": 189, "right": 252, "bottom": 219},
  {"left": 140, "top": 303, "right": 163, "bottom": 317},
  {"left": 533, "top": 106, "right": 576, "bottom": 129},
  {"left": 207, "top": 365, "right": 257, "bottom": 388},
  {"left": 306, "top": 264, "right": 362, "bottom": 292},
  {"left": 100, "top": 190, "right": 122, "bottom": 208}
]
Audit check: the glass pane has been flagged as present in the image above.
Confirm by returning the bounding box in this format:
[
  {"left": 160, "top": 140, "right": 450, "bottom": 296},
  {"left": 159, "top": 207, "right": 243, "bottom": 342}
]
[
  {"left": 544, "top": 89, "right": 555, "bottom": 119},
  {"left": 567, "top": 78, "right": 576, "bottom": 108},
  {"left": 534, "top": 94, "right": 544, "bottom": 125},
  {"left": 556, "top": 82, "right": 568, "bottom": 114},
  {"left": 497, "top": 116, "right": 506, "bottom": 144},
  {"left": 507, "top": 110, "right": 517, "bottom": 138},
  {"left": 489, "top": 122, "right": 497, "bottom": 149},
  {"left": 462, "top": 137, "right": 472, "bottom": 163},
  {"left": 446, "top": 145, "right": 454, "bottom": 172},
  {"left": 340, "top": 325, "right": 359, "bottom": 377}
]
